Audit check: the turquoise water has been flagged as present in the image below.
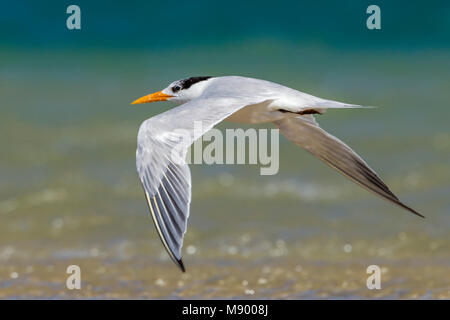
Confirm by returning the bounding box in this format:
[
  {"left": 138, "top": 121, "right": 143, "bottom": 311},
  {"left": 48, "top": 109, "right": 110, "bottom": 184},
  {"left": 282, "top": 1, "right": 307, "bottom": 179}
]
[{"left": 1, "top": 1, "right": 449, "bottom": 299}]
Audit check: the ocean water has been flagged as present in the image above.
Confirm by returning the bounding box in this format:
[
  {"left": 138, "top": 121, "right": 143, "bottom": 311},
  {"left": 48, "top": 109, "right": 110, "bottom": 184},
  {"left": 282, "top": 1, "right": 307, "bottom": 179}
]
[
  {"left": 1, "top": 45, "right": 449, "bottom": 299},
  {"left": 1, "top": 1, "right": 450, "bottom": 299}
]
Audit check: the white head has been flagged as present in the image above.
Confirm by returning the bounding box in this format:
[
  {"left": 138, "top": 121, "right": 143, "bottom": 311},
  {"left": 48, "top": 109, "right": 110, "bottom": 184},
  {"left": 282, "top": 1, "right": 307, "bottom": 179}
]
[{"left": 132, "top": 76, "right": 213, "bottom": 105}]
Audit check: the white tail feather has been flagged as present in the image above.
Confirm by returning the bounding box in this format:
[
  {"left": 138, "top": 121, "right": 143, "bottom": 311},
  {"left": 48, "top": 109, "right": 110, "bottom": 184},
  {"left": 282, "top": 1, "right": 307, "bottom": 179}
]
[{"left": 314, "top": 99, "right": 376, "bottom": 110}]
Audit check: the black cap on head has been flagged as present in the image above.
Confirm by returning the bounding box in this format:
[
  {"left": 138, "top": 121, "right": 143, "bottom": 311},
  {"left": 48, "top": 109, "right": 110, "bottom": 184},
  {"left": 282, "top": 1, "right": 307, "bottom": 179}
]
[{"left": 179, "top": 76, "right": 213, "bottom": 90}]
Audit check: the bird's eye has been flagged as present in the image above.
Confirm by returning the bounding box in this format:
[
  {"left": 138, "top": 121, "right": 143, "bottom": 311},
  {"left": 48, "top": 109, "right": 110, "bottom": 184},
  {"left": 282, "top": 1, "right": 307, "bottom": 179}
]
[{"left": 172, "top": 85, "right": 181, "bottom": 93}]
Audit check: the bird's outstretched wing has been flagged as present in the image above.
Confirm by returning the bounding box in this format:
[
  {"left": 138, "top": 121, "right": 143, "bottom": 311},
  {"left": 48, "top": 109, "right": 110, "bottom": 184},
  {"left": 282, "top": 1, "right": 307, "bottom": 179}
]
[
  {"left": 273, "top": 116, "right": 424, "bottom": 218},
  {"left": 136, "top": 96, "right": 272, "bottom": 271}
]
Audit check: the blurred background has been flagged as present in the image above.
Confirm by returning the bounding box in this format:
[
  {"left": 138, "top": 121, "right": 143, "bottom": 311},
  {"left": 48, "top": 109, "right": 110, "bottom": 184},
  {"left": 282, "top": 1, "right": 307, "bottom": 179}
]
[{"left": 0, "top": 0, "right": 449, "bottom": 298}]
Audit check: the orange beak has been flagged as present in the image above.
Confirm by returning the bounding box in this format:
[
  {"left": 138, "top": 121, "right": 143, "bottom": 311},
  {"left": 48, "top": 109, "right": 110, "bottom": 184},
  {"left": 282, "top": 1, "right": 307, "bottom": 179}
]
[{"left": 131, "top": 91, "right": 173, "bottom": 105}]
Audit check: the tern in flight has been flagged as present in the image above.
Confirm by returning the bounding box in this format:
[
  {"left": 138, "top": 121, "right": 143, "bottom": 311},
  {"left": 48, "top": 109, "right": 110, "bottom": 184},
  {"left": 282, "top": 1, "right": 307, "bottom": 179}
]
[{"left": 131, "top": 76, "right": 423, "bottom": 272}]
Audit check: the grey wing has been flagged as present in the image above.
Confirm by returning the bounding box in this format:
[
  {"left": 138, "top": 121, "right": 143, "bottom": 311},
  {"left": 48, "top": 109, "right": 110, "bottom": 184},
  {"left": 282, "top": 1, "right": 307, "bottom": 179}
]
[
  {"left": 137, "top": 95, "right": 273, "bottom": 272},
  {"left": 137, "top": 128, "right": 193, "bottom": 272},
  {"left": 141, "top": 161, "right": 191, "bottom": 272},
  {"left": 273, "top": 116, "right": 424, "bottom": 218}
]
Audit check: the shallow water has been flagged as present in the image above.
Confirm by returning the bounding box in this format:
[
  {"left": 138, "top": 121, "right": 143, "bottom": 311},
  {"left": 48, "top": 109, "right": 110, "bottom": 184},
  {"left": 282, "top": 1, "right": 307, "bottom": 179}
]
[{"left": 1, "top": 45, "right": 449, "bottom": 299}]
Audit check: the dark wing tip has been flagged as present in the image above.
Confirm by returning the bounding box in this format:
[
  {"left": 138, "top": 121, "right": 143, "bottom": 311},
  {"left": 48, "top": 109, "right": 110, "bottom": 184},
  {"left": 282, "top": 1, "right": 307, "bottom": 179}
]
[
  {"left": 177, "top": 258, "right": 186, "bottom": 272},
  {"left": 396, "top": 200, "right": 425, "bottom": 219}
]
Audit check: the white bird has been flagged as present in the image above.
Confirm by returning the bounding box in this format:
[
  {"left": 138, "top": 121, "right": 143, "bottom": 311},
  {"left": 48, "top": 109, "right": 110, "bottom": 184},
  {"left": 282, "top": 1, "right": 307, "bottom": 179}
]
[{"left": 131, "top": 76, "right": 423, "bottom": 272}]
